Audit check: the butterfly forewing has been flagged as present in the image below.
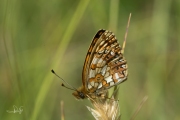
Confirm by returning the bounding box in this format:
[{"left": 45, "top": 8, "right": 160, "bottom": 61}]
[
  {"left": 83, "top": 30, "right": 128, "bottom": 93},
  {"left": 82, "top": 30, "right": 106, "bottom": 87}
]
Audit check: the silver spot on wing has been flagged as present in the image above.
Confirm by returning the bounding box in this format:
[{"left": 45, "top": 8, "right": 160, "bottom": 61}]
[
  {"left": 94, "top": 82, "right": 99, "bottom": 88},
  {"left": 92, "top": 57, "right": 98, "bottom": 64},
  {"left": 98, "top": 82, "right": 102, "bottom": 89},
  {"left": 104, "top": 71, "right": 110, "bottom": 78},
  {"left": 114, "top": 73, "right": 119, "bottom": 79},
  {"left": 97, "top": 58, "right": 103, "bottom": 65},
  {"left": 104, "top": 75, "right": 113, "bottom": 83},
  {"left": 88, "top": 84, "right": 92, "bottom": 89},
  {"left": 101, "top": 65, "right": 107, "bottom": 76},
  {"left": 90, "top": 81, "right": 95, "bottom": 86},
  {"left": 89, "top": 69, "right": 95, "bottom": 78},
  {"left": 110, "top": 81, "right": 114, "bottom": 86}
]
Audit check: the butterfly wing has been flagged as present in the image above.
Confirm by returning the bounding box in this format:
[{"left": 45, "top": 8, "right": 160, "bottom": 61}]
[
  {"left": 82, "top": 30, "right": 128, "bottom": 92},
  {"left": 82, "top": 30, "right": 106, "bottom": 86}
]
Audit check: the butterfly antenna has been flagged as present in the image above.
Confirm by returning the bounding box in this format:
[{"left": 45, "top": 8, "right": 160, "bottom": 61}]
[
  {"left": 61, "top": 83, "right": 76, "bottom": 91},
  {"left": 51, "top": 69, "right": 77, "bottom": 91},
  {"left": 122, "top": 13, "right": 131, "bottom": 54}
]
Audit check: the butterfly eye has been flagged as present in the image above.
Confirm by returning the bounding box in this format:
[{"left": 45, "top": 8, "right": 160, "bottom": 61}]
[{"left": 79, "top": 92, "right": 85, "bottom": 99}]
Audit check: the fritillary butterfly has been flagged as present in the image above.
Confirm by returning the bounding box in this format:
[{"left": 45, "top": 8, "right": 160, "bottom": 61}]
[{"left": 72, "top": 29, "right": 128, "bottom": 99}]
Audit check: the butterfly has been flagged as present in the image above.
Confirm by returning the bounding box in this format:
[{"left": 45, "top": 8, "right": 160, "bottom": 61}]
[{"left": 72, "top": 29, "right": 128, "bottom": 100}]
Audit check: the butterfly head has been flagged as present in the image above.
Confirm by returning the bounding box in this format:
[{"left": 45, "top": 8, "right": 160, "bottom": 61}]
[{"left": 72, "top": 86, "right": 86, "bottom": 99}]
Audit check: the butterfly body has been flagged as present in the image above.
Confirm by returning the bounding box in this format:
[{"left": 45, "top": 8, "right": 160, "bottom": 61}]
[
  {"left": 73, "top": 85, "right": 108, "bottom": 99},
  {"left": 72, "top": 29, "right": 128, "bottom": 99}
]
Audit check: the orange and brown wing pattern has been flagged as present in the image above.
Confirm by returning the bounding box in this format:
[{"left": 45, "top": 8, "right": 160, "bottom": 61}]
[
  {"left": 83, "top": 30, "right": 128, "bottom": 93},
  {"left": 82, "top": 30, "right": 106, "bottom": 87}
]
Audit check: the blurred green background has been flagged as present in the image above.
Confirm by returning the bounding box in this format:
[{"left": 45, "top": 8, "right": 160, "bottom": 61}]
[{"left": 0, "top": 0, "right": 179, "bottom": 119}]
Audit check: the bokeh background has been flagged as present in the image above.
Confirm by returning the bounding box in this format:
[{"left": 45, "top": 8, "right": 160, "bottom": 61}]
[{"left": 0, "top": 0, "right": 179, "bottom": 119}]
